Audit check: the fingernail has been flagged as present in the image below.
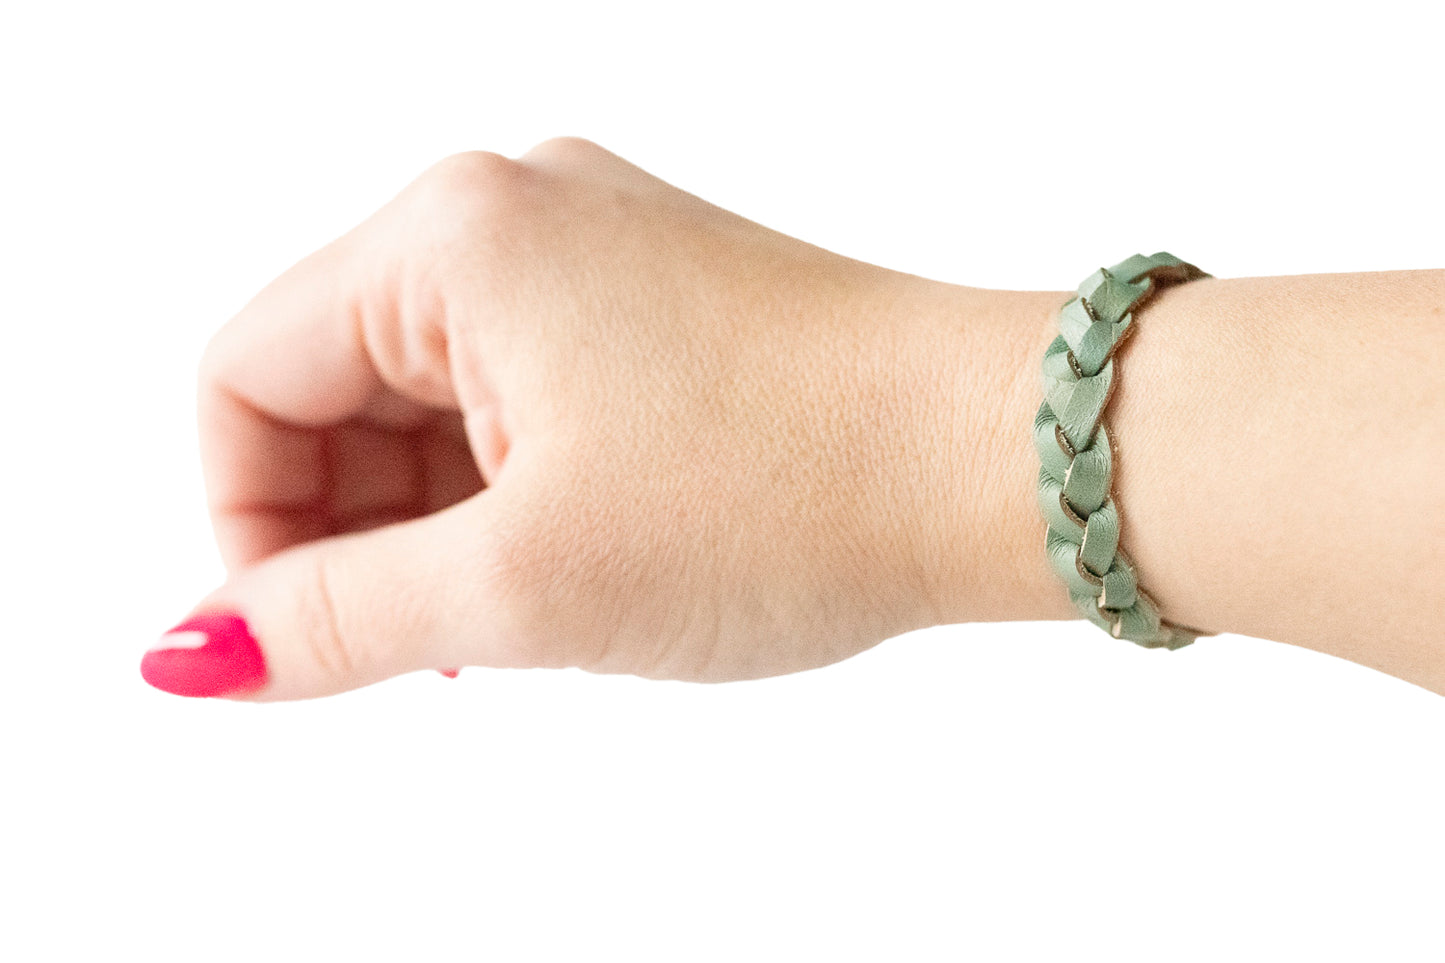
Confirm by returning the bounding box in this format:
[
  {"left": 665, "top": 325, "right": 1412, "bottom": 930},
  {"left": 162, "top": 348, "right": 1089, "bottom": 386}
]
[
  {"left": 438, "top": 668, "right": 461, "bottom": 679},
  {"left": 141, "top": 610, "right": 268, "bottom": 698}
]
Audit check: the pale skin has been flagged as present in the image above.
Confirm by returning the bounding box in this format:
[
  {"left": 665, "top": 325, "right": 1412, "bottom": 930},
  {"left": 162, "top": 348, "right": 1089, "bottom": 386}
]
[{"left": 180, "top": 136, "right": 1445, "bottom": 700}]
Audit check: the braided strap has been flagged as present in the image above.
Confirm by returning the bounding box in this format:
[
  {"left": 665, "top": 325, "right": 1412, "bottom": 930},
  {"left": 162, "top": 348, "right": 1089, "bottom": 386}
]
[{"left": 1033, "top": 252, "right": 1211, "bottom": 650}]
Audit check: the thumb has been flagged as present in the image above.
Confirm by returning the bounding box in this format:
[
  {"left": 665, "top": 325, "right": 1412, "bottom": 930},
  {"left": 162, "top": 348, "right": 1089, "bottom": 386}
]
[{"left": 141, "top": 491, "right": 526, "bottom": 701}]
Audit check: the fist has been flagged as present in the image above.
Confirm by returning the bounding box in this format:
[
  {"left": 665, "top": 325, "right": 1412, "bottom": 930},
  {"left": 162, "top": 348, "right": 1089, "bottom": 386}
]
[{"left": 142, "top": 137, "right": 963, "bottom": 701}]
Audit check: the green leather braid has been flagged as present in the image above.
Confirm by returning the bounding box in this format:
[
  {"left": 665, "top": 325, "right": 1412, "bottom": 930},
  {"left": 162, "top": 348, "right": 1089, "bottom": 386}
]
[{"left": 1034, "top": 252, "right": 1212, "bottom": 650}]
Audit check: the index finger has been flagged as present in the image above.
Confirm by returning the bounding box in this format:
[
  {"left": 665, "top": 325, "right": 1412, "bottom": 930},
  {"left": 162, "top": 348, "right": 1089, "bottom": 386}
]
[{"left": 195, "top": 158, "right": 475, "bottom": 569}]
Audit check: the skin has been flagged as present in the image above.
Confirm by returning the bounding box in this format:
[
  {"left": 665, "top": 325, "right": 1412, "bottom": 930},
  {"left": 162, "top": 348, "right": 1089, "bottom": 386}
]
[{"left": 186, "top": 136, "right": 1445, "bottom": 700}]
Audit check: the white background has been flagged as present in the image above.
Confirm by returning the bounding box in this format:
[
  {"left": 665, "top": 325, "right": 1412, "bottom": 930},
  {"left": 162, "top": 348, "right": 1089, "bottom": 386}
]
[{"left": 2, "top": 1, "right": 1442, "bottom": 960}]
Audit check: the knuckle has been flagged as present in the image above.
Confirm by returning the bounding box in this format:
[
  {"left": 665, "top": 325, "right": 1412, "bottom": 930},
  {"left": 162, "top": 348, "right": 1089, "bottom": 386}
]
[
  {"left": 469, "top": 517, "right": 572, "bottom": 669},
  {"left": 196, "top": 330, "right": 224, "bottom": 393},
  {"left": 424, "top": 149, "right": 524, "bottom": 196},
  {"left": 467, "top": 495, "right": 613, "bottom": 671},
  {"left": 305, "top": 551, "right": 359, "bottom": 682},
  {"left": 412, "top": 149, "right": 537, "bottom": 238},
  {"left": 520, "top": 135, "right": 607, "bottom": 166},
  {"left": 197, "top": 316, "right": 242, "bottom": 392}
]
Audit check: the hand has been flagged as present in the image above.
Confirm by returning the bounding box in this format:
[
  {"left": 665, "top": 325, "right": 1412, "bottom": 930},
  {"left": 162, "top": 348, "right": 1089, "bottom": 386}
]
[{"left": 142, "top": 136, "right": 1046, "bottom": 701}]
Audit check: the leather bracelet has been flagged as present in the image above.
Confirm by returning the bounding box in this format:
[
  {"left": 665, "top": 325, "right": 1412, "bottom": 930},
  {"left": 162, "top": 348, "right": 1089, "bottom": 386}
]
[{"left": 1033, "top": 252, "right": 1212, "bottom": 650}]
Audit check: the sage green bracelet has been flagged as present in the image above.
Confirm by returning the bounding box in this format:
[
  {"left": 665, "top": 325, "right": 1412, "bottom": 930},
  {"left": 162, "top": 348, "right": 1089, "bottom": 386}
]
[{"left": 1033, "top": 252, "right": 1212, "bottom": 650}]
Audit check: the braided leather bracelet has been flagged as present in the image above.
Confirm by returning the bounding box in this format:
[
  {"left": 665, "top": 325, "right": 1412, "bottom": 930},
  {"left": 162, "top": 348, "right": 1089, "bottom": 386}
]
[{"left": 1033, "top": 252, "right": 1212, "bottom": 650}]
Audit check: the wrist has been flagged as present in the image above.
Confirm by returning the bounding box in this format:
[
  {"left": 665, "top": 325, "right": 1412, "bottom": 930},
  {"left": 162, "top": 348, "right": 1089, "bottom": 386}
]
[
  {"left": 872, "top": 271, "right": 1079, "bottom": 629},
  {"left": 872, "top": 262, "right": 1445, "bottom": 695},
  {"left": 904, "top": 268, "right": 1230, "bottom": 639}
]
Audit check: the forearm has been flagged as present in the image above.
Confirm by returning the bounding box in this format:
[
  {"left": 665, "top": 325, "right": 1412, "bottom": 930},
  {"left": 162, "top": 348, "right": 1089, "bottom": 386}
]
[{"left": 893, "top": 267, "right": 1445, "bottom": 692}]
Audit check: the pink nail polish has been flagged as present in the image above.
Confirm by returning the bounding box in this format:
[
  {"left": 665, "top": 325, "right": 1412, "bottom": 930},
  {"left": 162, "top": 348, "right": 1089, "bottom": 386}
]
[
  {"left": 439, "top": 668, "right": 461, "bottom": 679},
  {"left": 142, "top": 610, "right": 268, "bottom": 698}
]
